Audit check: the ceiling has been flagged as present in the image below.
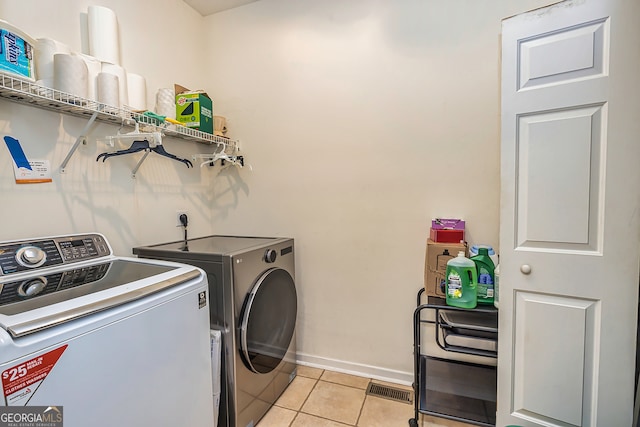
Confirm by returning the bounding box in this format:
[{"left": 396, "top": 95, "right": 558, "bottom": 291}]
[{"left": 183, "top": 0, "right": 261, "bottom": 16}]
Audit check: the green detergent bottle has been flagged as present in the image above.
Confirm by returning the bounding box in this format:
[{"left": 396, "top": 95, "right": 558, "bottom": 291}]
[
  {"left": 470, "top": 247, "right": 495, "bottom": 305},
  {"left": 445, "top": 252, "right": 478, "bottom": 309}
]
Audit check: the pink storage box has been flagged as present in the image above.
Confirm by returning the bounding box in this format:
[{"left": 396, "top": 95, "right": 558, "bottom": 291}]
[{"left": 431, "top": 218, "right": 465, "bottom": 230}]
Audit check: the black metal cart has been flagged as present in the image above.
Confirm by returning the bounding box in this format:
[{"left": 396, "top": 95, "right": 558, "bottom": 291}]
[{"left": 409, "top": 288, "right": 498, "bottom": 427}]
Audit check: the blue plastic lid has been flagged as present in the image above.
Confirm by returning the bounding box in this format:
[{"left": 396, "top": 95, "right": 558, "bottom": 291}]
[{"left": 470, "top": 244, "right": 495, "bottom": 255}]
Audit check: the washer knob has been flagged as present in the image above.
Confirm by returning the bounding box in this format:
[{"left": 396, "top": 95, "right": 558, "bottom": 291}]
[
  {"left": 16, "top": 246, "right": 46, "bottom": 267},
  {"left": 18, "top": 277, "right": 47, "bottom": 297},
  {"left": 264, "top": 249, "right": 277, "bottom": 263}
]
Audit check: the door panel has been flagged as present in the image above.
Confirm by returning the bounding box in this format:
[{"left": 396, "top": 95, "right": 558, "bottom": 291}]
[
  {"left": 513, "top": 292, "right": 599, "bottom": 425},
  {"left": 499, "top": 1, "right": 640, "bottom": 426},
  {"left": 519, "top": 19, "right": 608, "bottom": 90},
  {"left": 516, "top": 104, "right": 605, "bottom": 251}
]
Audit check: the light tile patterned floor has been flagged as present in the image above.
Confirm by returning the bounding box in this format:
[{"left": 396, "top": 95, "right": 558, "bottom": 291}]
[{"left": 256, "top": 366, "right": 476, "bottom": 427}]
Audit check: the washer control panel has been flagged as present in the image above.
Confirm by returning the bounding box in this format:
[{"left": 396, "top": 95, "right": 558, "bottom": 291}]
[
  {"left": 0, "top": 234, "right": 111, "bottom": 275},
  {"left": 0, "top": 262, "right": 111, "bottom": 307}
]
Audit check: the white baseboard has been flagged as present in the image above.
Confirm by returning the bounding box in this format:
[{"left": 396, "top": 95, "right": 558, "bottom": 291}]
[{"left": 296, "top": 352, "right": 413, "bottom": 386}]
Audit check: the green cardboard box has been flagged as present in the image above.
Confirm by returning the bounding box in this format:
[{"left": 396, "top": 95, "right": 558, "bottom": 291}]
[{"left": 175, "top": 84, "right": 213, "bottom": 134}]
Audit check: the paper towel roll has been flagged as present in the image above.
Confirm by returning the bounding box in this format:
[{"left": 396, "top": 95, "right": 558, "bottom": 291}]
[
  {"left": 88, "top": 5, "right": 120, "bottom": 65},
  {"left": 101, "top": 62, "right": 127, "bottom": 108},
  {"left": 53, "top": 53, "right": 88, "bottom": 99},
  {"left": 97, "top": 72, "right": 119, "bottom": 108},
  {"left": 126, "top": 73, "right": 146, "bottom": 111},
  {"left": 35, "top": 38, "right": 71, "bottom": 82},
  {"left": 36, "top": 78, "right": 54, "bottom": 89},
  {"left": 76, "top": 53, "right": 101, "bottom": 101},
  {"left": 155, "top": 88, "right": 175, "bottom": 119}
]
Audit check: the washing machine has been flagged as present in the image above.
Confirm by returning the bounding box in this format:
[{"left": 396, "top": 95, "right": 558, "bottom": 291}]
[
  {"left": 133, "top": 236, "right": 297, "bottom": 427},
  {"left": 0, "top": 233, "right": 214, "bottom": 426}
]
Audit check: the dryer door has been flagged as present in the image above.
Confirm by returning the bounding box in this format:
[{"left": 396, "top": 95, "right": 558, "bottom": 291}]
[{"left": 239, "top": 268, "right": 297, "bottom": 374}]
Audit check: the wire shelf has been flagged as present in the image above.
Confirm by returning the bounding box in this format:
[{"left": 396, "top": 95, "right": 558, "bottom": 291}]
[{"left": 0, "top": 73, "right": 238, "bottom": 153}]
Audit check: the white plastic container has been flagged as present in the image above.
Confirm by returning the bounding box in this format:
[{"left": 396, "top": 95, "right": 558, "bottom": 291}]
[
  {"left": 0, "top": 20, "right": 36, "bottom": 81},
  {"left": 494, "top": 264, "right": 500, "bottom": 309}
]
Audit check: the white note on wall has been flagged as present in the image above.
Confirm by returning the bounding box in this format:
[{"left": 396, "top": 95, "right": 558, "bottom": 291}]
[{"left": 13, "top": 160, "right": 52, "bottom": 184}]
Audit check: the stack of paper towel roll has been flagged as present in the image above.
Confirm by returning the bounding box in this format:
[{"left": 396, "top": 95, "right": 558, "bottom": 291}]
[{"left": 31, "top": 5, "right": 147, "bottom": 110}]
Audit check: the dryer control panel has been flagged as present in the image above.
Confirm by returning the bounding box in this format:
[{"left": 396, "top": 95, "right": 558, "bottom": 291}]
[{"left": 0, "top": 234, "right": 111, "bottom": 275}]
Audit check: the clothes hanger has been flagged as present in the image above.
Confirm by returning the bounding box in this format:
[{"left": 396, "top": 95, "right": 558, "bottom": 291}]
[
  {"left": 96, "top": 139, "right": 150, "bottom": 162},
  {"left": 96, "top": 126, "right": 193, "bottom": 168},
  {"left": 199, "top": 154, "right": 243, "bottom": 168},
  {"left": 197, "top": 144, "right": 243, "bottom": 168},
  {"left": 96, "top": 122, "right": 153, "bottom": 162},
  {"left": 151, "top": 144, "right": 193, "bottom": 168}
]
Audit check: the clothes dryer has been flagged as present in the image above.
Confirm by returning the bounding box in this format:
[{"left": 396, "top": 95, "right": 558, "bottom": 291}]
[{"left": 134, "top": 236, "right": 297, "bottom": 427}]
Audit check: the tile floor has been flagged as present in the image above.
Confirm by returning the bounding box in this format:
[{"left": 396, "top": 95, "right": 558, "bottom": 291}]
[{"left": 256, "top": 366, "right": 475, "bottom": 427}]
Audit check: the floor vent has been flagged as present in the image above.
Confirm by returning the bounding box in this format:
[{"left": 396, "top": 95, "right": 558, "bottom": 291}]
[{"left": 365, "top": 382, "right": 413, "bottom": 404}]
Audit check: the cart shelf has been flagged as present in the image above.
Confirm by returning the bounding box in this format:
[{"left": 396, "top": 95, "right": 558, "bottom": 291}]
[{"left": 409, "top": 289, "right": 497, "bottom": 427}]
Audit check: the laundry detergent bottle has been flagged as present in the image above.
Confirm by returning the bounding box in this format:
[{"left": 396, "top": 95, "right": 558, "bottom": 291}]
[
  {"left": 445, "top": 251, "right": 478, "bottom": 309},
  {"left": 470, "top": 247, "right": 495, "bottom": 305}
]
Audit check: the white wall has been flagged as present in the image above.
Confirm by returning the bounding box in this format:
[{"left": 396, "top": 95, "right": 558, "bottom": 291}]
[
  {"left": 0, "top": 0, "right": 556, "bottom": 384},
  {"left": 202, "top": 0, "right": 555, "bottom": 382}
]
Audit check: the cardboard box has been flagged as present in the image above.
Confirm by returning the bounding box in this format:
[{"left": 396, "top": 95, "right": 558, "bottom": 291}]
[
  {"left": 175, "top": 84, "right": 213, "bottom": 134},
  {"left": 424, "top": 239, "right": 467, "bottom": 298},
  {"left": 430, "top": 228, "right": 465, "bottom": 243}
]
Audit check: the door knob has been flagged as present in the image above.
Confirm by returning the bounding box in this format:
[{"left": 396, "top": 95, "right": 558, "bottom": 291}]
[{"left": 520, "top": 264, "right": 532, "bottom": 274}]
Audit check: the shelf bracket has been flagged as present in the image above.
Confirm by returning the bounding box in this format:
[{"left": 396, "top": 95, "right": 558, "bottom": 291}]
[
  {"left": 60, "top": 111, "right": 99, "bottom": 173},
  {"left": 131, "top": 150, "right": 151, "bottom": 178}
]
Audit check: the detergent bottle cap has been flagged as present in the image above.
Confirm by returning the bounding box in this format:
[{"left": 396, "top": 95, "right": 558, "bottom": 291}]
[{"left": 457, "top": 251, "right": 465, "bottom": 257}]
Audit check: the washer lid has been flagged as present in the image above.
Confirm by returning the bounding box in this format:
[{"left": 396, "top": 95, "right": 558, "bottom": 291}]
[
  {"left": 240, "top": 268, "right": 297, "bottom": 374},
  {"left": 0, "top": 260, "right": 175, "bottom": 316}
]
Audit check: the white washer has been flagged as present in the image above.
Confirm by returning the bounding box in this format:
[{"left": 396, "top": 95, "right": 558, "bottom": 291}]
[{"left": 0, "top": 233, "right": 214, "bottom": 427}]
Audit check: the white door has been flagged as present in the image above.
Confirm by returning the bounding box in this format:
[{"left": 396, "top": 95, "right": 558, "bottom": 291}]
[{"left": 499, "top": 1, "right": 640, "bottom": 426}]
